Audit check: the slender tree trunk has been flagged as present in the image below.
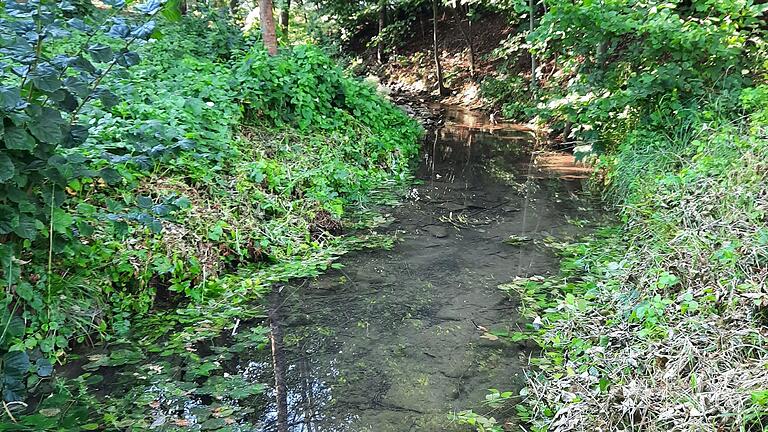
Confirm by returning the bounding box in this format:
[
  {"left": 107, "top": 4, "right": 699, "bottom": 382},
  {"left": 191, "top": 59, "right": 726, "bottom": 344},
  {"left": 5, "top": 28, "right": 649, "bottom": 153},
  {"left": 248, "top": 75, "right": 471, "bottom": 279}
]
[
  {"left": 280, "top": 0, "right": 290, "bottom": 35},
  {"left": 229, "top": 0, "right": 237, "bottom": 15},
  {"left": 260, "top": 0, "right": 278, "bottom": 55},
  {"left": 453, "top": 1, "right": 476, "bottom": 80},
  {"left": 377, "top": 0, "right": 388, "bottom": 63},
  {"left": 432, "top": 0, "right": 447, "bottom": 96},
  {"left": 529, "top": 0, "right": 537, "bottom": 92}
]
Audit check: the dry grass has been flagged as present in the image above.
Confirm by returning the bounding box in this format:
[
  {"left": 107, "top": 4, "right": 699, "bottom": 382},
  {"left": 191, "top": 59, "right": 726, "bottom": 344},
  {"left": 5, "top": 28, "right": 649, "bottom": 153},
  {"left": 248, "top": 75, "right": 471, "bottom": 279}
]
[{"left": 518, "top": 130, "right": 768, "bottom": 431}]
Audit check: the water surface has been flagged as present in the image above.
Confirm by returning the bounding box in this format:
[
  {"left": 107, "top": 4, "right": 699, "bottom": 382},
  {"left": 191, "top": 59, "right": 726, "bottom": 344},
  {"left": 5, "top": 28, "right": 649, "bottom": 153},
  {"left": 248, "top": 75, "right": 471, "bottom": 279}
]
[{"left": 249, "top": 105, "right": 592, "bottom": 431}]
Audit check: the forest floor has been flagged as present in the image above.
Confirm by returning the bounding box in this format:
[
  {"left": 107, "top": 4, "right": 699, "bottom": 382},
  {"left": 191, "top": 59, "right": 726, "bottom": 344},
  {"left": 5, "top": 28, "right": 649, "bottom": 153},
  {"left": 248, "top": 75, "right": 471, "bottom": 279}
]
[{"left": 357, "top": 11, "right": 519, "bottom": 109}]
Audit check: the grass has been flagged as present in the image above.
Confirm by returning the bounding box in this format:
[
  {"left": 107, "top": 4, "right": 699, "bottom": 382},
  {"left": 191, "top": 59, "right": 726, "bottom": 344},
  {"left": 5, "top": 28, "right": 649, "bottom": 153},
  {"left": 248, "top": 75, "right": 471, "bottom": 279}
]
[{"left": 506, "top": 100, "right": 768, "bottom": 431}]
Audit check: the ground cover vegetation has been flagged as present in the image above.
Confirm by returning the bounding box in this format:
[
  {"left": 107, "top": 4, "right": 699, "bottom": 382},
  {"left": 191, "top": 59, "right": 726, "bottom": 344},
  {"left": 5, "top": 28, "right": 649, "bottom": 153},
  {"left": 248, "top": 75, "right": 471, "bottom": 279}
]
[{"left": 0, "top": 0, "right": 420, "bottom": 427}]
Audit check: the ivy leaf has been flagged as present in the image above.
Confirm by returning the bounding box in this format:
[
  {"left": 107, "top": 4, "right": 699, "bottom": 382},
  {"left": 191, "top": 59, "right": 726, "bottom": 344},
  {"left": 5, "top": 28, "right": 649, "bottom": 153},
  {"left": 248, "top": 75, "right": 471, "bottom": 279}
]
[
  {"left": 63, "top": 125, "right": 89, "bottom": 148},
  {"left": 58, "top": 0, "right": 77, "bottom": 12},
  {"left": 136, "top": 0, "right": 162, "bottom": 15},
  {"left": 45, "top": 21, "right": 71, "bottom": 39},
  {"left": 98, "top": 89, "right": 119, "bottom": 109},
  {"left": 99, "top": 167, "right": 122, "bottom": 185},
  {"left": 1, "top": 38, "right": 35, "bottom": 64},
  {"left": 3, "top": 126, "right": 36, "bottom": 150},
  {"left": 5, "top": 1, "right": 35, "bottom": 17},
  {"left": 15, "top": 281, "right": 34, "bottom": 302},
  {"left": 3, "top": 315, "right": 25, "bottom": 339},
  {"left": 53, "top": 89, "right": 79, "bottom": 112},
  {"left": 69, "top": 56, "right": 97, "bottom": 75},
  {"left": 87, "top": 44, "right": 114, "bottom": 63},
  {"left": 151, "top": 204, "right": 171, "bottom": 216},
  {"left": 0, "top": 153, "right": 15, "bottom": 182},
  {"left": 136, "top": 196, "right": 153, "bottom": 209},
  {"left": 35, "top": 358, "right": 53, "bottom": 377},
  {"left": 131, "top": 21, "right": 156, "bottom": 39},
  {"left": 107, "top": 23, "right": 130, "bottom": 38},
  {"left": 102, "top": 0, "right": 126, "bottom": 8},
  {"left": 67, "top": 18, "right": 91, "bottom": 32}
]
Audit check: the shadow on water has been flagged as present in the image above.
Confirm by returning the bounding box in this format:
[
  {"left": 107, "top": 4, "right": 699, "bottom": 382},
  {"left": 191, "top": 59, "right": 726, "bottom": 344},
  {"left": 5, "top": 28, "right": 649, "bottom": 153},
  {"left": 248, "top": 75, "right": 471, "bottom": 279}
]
[{"left": 247, "top": 105, "right": 595, "bottom": 431}]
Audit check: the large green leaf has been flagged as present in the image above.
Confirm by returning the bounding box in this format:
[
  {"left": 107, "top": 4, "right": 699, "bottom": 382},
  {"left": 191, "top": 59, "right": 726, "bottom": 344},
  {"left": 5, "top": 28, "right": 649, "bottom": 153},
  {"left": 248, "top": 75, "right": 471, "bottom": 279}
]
[
  {"left": 52, "top": 209, "right": 74, "bottom": 234},
  {"left": 2, "top": 350, "right": 30, "bottom": 402},
  {"left": 0, "top": 86, "right": 22, "bottom": 109},
  {"left": 0, "top": 153, "right": 14, "bottom": 182},
  {"left": 0, "top": 315, "right": 25, "bottom": 341},
  {"left": 30, "top": 65, "right": 63, "bottom": 93},
  {"left": 0, "top": 206, "right": 19, "bottom": 234},
  {"left": 13, "top": 215, "right": 39, "bottom": 240},
  {"left": 29, "top": 108, "right": 65, "bottom": 144},
  {"left": 64, "top": 76, "right": 90, "bottom": 98},
  {"left": 3, "top": 126, "right": 36, "bottom": 150},
  {"left": 87, "top": 44, "right": 114, "bottom": 63}
]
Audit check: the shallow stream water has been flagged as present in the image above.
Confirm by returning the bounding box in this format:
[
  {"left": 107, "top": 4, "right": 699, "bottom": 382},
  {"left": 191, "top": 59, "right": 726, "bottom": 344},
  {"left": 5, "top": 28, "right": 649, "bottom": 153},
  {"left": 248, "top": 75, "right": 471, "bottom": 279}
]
[
  {"left": 248, "top": 105, "right": 593, "bottom": 431},
  {"left": 48, "top": 104, "right": 594, "bottom": 431}
]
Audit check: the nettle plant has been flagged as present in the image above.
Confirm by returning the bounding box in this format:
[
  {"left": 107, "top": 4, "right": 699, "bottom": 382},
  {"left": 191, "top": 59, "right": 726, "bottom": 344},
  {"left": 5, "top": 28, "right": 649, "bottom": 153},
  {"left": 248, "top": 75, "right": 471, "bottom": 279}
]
[{"left": 0, "top": 0, "right": 164, "bottom": 404}]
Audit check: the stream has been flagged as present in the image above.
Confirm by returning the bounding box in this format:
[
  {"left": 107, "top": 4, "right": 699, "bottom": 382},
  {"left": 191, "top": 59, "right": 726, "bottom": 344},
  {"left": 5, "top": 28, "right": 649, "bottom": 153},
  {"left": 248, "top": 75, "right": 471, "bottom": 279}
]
[
  {"left": 249, "top": 104, "right": 593, "bottom": 431},
  {"left": 47, "top": 104, "right": 594, "bottom": 431}
]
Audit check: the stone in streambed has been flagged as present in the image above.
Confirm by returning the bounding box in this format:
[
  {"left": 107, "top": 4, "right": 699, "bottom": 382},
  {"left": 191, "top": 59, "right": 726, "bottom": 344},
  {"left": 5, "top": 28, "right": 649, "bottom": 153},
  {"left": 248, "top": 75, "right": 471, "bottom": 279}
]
[{"left": 423, "top": 225, "right": 449, "bottom": 238}]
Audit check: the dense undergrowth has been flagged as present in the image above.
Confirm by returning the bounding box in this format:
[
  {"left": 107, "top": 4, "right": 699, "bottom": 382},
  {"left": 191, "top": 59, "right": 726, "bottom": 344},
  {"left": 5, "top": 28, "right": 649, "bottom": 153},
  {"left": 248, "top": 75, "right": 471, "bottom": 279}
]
[
  {"left": 0, "top": 3, "right": 419, "bottom": 427},
  {"left": 454, "top": 0, "right": 768, "bottom": 431}
]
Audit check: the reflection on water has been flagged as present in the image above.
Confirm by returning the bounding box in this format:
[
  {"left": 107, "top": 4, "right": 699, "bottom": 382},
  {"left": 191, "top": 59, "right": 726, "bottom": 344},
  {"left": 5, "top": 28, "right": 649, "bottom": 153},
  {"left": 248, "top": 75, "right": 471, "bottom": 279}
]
[{"left": 248, "top": 105, "right": 594, "bottom": 431}]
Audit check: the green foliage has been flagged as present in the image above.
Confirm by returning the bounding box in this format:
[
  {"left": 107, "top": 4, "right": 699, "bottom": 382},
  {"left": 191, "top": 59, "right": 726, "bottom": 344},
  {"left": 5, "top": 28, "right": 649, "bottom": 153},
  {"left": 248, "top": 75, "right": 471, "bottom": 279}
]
[
  {"left": 0, "top": 1, "right": 421, "bottom": 423},
  {"left": 481, "top": 74, "right": 531, "bottom": 120},
  {"left": 526, "top": 0, "right": 765, "bottom": 159}
]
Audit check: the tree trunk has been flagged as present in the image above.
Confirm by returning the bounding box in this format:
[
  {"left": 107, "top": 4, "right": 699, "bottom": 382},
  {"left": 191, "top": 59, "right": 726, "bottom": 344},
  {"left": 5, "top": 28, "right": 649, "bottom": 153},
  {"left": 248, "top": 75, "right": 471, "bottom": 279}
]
[
  {"left": 377, "top": 0, "right": 388, "bottom": 63},
  {"left": 529, "top": 0, "right": 537, "bottom": 92},
  {"left": 432, "top": 0, "right": 447, "bottom": 96},
  {"left": 280, "top": 0, "right": 290, "bottom": 34},
  {"left": 229, "top": 0, "right": 237, "bottom": 15},
  {"left": 453, "top": 1, "right": 476, "bottom": 80},
  {"left": 260, "top": 0, "right": 278, "bottom": 55}
]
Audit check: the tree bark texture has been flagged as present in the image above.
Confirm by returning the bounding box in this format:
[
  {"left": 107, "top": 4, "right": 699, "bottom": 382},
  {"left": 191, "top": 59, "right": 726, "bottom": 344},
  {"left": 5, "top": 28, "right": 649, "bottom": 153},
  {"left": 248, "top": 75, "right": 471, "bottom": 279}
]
[
  {"left": 260, "top": 0, "right": 278, "bottom": 55},
  {"left": 377, "top": 0, "right": 388, "bottom": 63},
  {"left": 280, "top": 0, "right": 290, "bottom": 34},
  {"left": 432, "top": 0, "right": 447, "bottom": 96}
]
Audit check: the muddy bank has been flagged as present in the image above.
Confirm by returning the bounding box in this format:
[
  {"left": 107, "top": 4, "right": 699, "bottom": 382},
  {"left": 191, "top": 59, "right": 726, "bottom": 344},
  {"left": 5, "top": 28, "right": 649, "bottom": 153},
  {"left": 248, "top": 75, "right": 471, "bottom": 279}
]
[{"left": 249, "top": 105, "right": 595, "bottom": 431}]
